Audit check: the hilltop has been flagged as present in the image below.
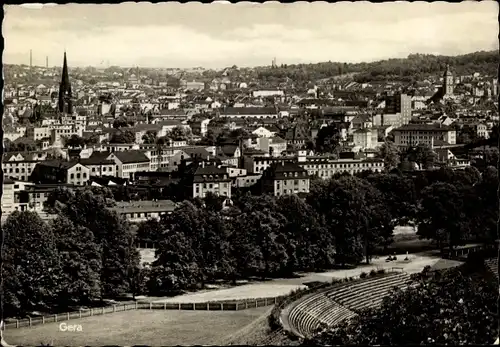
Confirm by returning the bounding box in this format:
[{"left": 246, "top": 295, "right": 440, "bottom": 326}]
[{"left": 252, "top": 50, "right": 498, "bottom": 84}]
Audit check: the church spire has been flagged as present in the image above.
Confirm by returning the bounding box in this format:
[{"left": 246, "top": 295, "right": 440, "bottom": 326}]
[{"left": 58, "top": 51, "right": 73, "bottom": 114}]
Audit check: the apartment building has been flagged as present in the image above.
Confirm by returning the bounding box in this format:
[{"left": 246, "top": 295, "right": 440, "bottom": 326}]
[
  {"left": 393, "top": 123, "right": 457, "bottom": 148},
  {"left": 110, "top": 200, "right": 177, "bottom": 223},
  {"left": 189, "top": 163, "right": 232, "bottom": 198},
  {"left": 107, "top": 150, "right": 151, "bottom": 180},
  {"left": 30, "top": 160, "right": 91, "bottom": 186},
  {"left": 261, "top": 162, "right": 310, "bottom": 196},
  {"left": 80, "top": 151, "right": 117, "bottom": 177},
  {"left": 300, "top": 156, "right": 385, "bottom": 178},
  {"left": 384, "top": 91, "right": 412, "bottom": 127},
  {"left": 2, "top": 152, "right": 48, "bottom": 181}
]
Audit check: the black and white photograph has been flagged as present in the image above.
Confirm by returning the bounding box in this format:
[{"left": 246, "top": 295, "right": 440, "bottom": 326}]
[{"left": 0, "top": 1, "right": 499, "bottom": 346}]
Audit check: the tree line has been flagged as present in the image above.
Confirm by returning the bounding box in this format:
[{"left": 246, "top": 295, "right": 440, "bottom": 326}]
[
  {"left": 2, "top": 188, "right": 139, "bottom": 318},
  {"left": 252, "top": 50, "right": 498, "bottom": 85},
  {"left": 2, "top": 165, "right": 497, "bottom": 317}
]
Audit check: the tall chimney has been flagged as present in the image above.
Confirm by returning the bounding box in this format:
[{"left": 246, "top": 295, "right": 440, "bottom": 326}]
[
  {"left": 46, "top": 56, "right": 48, "bottom": 68},
  {"left": 30, "top": 49, "right": 32, "bottom": 68}
]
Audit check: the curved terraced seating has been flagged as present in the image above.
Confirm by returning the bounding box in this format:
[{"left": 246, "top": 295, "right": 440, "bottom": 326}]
[
  {"left": 287, "top": 293, "right": 356, "bottom": 338},
  {"left": 326, "top": 273, "right": 411, "bottom": 312},
  {"left": 485, "top": 258, "right": 498, "bottom": 279},
  {"left": 283, "top": 272, "right": 412, "bottom": 339}
]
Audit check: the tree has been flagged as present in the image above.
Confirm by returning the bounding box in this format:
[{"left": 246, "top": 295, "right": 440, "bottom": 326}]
[
  {"left": 198, "top": 129, "right": 217, "bottom": 145},
  {"left": 166, "top": 125, "right": 192, "bottom": 141},
  {"left": 307, "top": 176, "right": 391, "bottom": 266},
  {"left": 84, "top": 134, "right": 100, "bottom": 146},
  {"left": 54, "top": 188, "right": 139, "bottom": 298},
  {"left": 113, "top": 116, "right": 129, "bottom": 129},
  {"left": 64, "top": 134, "right": 86, "bottom": 148},
  {"left": 277, "top": 194, "right": 333, "bottom": 271},
  {"left": 150, "top": 201, "right": 234, "bottom": 289},
  {"left": 110, "top": 130, "right": 135, "bottom": 144},
  {"left": 150, "top": 231, "right": 200, "bottom": 293},
  {"left": 405, "top": 144, "right": 437, "bottom": 170},
  {"left": 315, "top": 124, "right": 341, "bottom": 154},
  {"left": 472, "top": 166, "right": 499, "bottom": 242},
  {"left": 2, "top": 211, "right": 61, "bottom": 317},
  {"left": 417, "top": 182, "right": 469, "bottom": 251},
  {"left": 136, "top": 218, "right": 164, "bottom": 247},
  {"left": 378, "top": 140, "right": 400, "bottom": 170},
  {"left": 457, "top": 125, "right": 478, "bottom": 144},
  {"left": 366, "top": 173, "right": 417, "bottom": 225},
  {"left": 142, "top": 130, "right": 157, "bottom": 144},
  {"left": 50, "top": 216, "right": 102, "bottom": 308}
]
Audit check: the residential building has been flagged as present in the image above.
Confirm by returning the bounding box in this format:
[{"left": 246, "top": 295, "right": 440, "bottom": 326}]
[
  {"left": 257, "top": 136, "right": 287, "bottom": 157},
  {"left": 3, "top": 152, "right": 50, "bottom": 181},
  {"left": 110, "top": 200, "right": 177, "bottom": 223},
  {"left": 30, "top": 160, "right": 90, "bottom": 185},
  {"left": 384, "top": 91, "right": 412, "bottom": 127},
  {"left": 80, "top": 151, "right": 117, "bottom": 177},
  {"left": 393, "top": 123, "right": 457, "bottom": 148},
  {"left": 189, "top": 162, "right": 232, "bottom": 198},
  {"left": 261, "top": 162, "right": 310, "bottom": 196},
  {"left": 107, "top": 150, "right": 151, "bottom": 180},
  {"left": 221, "top": 107, "right": 279, "bottom": 119},
  {"left": 353, "top": 128, "right": 378, "bottom": 150},
  {"left": 299, "top": 155, "right": 385, "bottom": 178}
]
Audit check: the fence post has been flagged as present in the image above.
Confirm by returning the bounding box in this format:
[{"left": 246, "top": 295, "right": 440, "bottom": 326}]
[
  {"left": 67, "top": 312, "right": 70, "bottom": 321},
  {"left": 255, "top": 299, "right": 258, "bottom": 307},
  {"left": 236, "top": 303, "right": 239, "bottom": 310},
  {"left": 164, "top": 302, "right": 166, "bottom": 310},
  {"left": 193, "top": 303, "right": 195, "bottom": 310},
  {"left": 135, "top": 302, "right": 138, "bottom": 310},
  {"left": 265, "top": 298, "right": 268, "bottom": 306},
  {"left": 16, "top": 319, "right": 19, "bottom": 328},
  {"left": 245, "top": 301, "right": 248, "bottom": 309},
  {"left": 274, "top": 297, "right": 277, "bottom": 304},
  {"left": 79, "top": 310, "right": 82, "bottom": 319},
  {"left": 55, "top": 314, "right": 58, "bottom": 322},
  {"left": 150, "top": 302, "right": 152, "bottom": 310},
  {"left": 113, "top": 305, "right": 116, "bottom": 313},
  {"left": 207, "top": 302, "right": 209, "bottom": 311},
  {"left": 91, "top": 308, "right": 93, "bottom": 316},
  {"left": 221, "top": 303, "right": 223, "bottom": 311},
  {"left": 123, "top": 304, "right": 126, "bottom": 312},
  {"left": 102, "top": 307, "right": 105, "bottom": 315},
  {"left": 42, "top": 316, "right": 45, "bottom": 325},
  {"left": 178, "top": 303, "right": 181, "bottom": 310},
  {"left": 29, "top": 317, "right": 32, "bottom": 327}
]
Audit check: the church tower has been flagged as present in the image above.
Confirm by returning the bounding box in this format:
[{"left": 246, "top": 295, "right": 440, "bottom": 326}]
[
  {"left": 58, "top": 52, "right": 73, "bottom": 114},
  {"left": 443, "top": 64, "right": 454, "bottom": 97}
]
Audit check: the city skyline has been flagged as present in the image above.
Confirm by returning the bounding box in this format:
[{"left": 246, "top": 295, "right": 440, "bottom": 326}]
[{"left": 3, "top": 1, "right": 499, "bottom": 69}]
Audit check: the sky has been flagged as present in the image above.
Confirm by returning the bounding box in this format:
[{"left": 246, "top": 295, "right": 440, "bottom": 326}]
[{"left": 3, "top": 1, "right": 499, "bottom": 69}]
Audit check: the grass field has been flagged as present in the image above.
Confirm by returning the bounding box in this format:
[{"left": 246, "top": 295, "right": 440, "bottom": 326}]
[{"left": 5, "top": 306, "right": 270, "bottom": 346}]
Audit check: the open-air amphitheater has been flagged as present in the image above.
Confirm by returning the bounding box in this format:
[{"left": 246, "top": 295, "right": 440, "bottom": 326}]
[
  {"left": 283, "top": 271, "right": 412, "bottom": 339},
  {"left": 5, "top": 241, "right": 498, "bottom": 346}
]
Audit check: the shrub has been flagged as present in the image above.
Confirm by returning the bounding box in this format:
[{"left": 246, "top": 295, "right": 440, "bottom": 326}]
[
  {"left": 377, "top": 269, "right": 385, "bottom": 274},
  {"left": 331, "top": 278, "right": 342, "bottom": 285},
  {"left": 369, "top": 269, "right": 377, "bottom": 277},
  {"left": 360, "top": 272, "right": 367, "bottom": 279}
]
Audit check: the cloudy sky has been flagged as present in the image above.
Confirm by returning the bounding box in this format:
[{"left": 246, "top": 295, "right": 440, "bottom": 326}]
[{"left": 3, "top": 1, "right": 499, "bottom": 69}]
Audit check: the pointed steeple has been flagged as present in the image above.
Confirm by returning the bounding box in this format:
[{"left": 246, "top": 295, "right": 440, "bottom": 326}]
[{"left": 58, "top": 51, "right": 73, "bottom": 114}]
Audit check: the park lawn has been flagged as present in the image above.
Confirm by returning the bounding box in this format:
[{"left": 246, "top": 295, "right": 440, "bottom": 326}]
[{"left": 5, "top": 306, "right": 270, "bottom": 346}]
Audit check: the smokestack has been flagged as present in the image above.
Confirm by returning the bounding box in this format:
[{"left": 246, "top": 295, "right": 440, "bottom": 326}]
[
  {"left": 30, "top": 49, "right": 32, "bottom": 68},
  {"left": 46, "top": 56, "right": 48, "bottom": 68}
]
